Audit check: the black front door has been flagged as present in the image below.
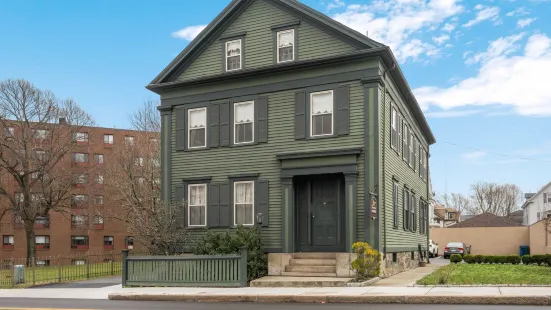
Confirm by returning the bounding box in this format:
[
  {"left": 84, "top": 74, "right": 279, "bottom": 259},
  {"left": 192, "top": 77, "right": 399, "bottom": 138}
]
[{"left": 296, "top": 175, "right": 344, "bottom": 252}]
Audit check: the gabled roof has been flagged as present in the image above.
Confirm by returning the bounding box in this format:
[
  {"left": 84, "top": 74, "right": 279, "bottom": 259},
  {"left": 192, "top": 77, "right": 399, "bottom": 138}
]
[
  {"left": 448, "top": 212, "right": 522, "bottom": 228},
  {"left": 522, "top": 181, "right": 551, "bottom": 209}
]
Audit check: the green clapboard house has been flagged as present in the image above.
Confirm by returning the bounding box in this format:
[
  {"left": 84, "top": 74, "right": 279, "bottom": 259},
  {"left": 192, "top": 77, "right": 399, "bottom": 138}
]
[{"left": 149, "top": 0, "right": 436, "bottom": 277}]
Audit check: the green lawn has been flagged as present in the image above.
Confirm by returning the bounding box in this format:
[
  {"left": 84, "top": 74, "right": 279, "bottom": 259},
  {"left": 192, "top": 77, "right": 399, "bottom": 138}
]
[
  {"left": 0, "top": 262, "right": 122, "bottom": 288},
  {"left": 417, "top": 264, "right": 551, "bottom": 285}
]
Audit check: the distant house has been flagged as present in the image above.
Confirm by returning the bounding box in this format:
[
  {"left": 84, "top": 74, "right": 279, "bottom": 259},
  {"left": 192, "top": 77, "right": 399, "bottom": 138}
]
[
  {"left": 430, "top": 199, "right": 460, "bottom": 227},
  {"left": 507, "top": 209, "right": 524, "bottom": 226},
  {"left": 448, "top": 212, "right": 521, "bottom": 228},
  {"left": 522, "top": 182, "right": 551, "bottom": 225},
  {"left": 460, "top": 214, "right": 474, "bottom": 222}
]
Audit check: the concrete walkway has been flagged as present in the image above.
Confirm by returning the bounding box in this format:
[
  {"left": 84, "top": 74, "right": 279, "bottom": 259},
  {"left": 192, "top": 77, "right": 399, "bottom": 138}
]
[{"left": 373, "top": 262, "right": 443, "bottom": 287}]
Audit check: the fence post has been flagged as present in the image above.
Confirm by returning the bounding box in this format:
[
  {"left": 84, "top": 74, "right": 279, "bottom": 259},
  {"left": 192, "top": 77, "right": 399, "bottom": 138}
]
[
  {"left": 121, "top": 250, "right": 128, "bottom": 287},
  {"left": 110, "top": 252, "right": 114, "bottom": 275},
  {"left": 10, "top": 259, "right": 15, "bottom": 287},
  {"left": 86, "top": 259, "right": 90, "bottom": 279},
  {"left": 239, "top": 247, "right": 248, "bottom": 287},
  {"left": 57, "top": 258, "right": 62, "bottom": 283}
]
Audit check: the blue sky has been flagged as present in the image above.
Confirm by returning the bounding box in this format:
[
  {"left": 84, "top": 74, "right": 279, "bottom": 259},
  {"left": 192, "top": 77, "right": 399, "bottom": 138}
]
[{"left": 1, "top": 0, "right": 551, "bottom": 197}]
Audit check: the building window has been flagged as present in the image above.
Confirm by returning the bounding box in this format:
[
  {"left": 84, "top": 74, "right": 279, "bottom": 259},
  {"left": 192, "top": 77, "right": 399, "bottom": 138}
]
[
  {"left": 403, "top": 188, "right": 409, "bottom": 230},
  {"left": 104, "top": 134, "right": 114, "bottom": 145},
  {"left": 277, "top": 29, "right": 294, "bottom": 63},
  {"left": 71, "top": 236, "right": 89, "bottom": 248},
  {"left": 125, "top": 136, "right": 134, "bottom": 145},
  {"left": 94, "top": 195, "right": 104, "bottom": 205},
  {"left": 234, "top": 101, "right": 254, "bottom": 144},
  {"left": 225, "top": 39, "right": 242, "bottom": 71},
  {"left": 72, "top": 259, "right": 86, "bottom": 265},
  {"left": 188, "top": 184, "right": 207, "bottom": 227},
  {"left": 310, "top": 90, "right": 333, "bottom": 137},
  {"left": 234, "top": 181, "right": 254, "bottom": 226},
  {"left": 71, "top": 194, "right": 88, "bottom": 207},
  {"left": 447, "top": 212, "right": 455, "bottom": 219},
  {"left": 72, "top": 153, "right": 89, "bottom": 163},
  {"left": 393, "top": 181, "right": 399, "bottom": 228},
  {"left": 33, "top": 129, "right": 48, "bottom": 140},
  {"left": 420, "top": 147, "right": 428, "bottom": 182},
  {"left": 73, "top": 173, "right": 88, "bottom": 185},
  {"left": 4, "top": 126, "right": 14, "bottom": 137},
  {"left": 94, "top": 216, "right": 104, "bottom": 225},
  {"left": 33, "top": 149, "right": 47, "bottom": 161},
  {"left": 402, "top": 125, "right": 409, "bottom": 163},
  {"left": 94, "top": 154, "right": 104, "bottom": 164},
  {"left": 125, "top": 236, "right": 134, "bottom": 249},
  {"left": 104, "top": 236, "right": 114, "bottom": 246},
  {"left": 134, "top": 157, "right": 144, "bottom": 167},
  {"left": 391, "top": 107, "right": 398, "bottom": 150},
  {"left": 188, "top": 107, "right": 207, "bottom": 148},
  {"left": 410, "top": 193, "right": 416, "bottom": 232},
  {"left": 73, "top": 132, "right": 88, "bottom": 143},
  {"left": 36, "top": 260, "right": 50, "bottom": 266},
  {"left": 3, "top": 235, "right": 14, "bottom": 247},
  {"left": 15, "top": 193, "right": 24, "bottom": 204},
  {"left": 94, "top": 174, "right": 104, "bottom": 185},
  {"left": 409, "top": 132, "right": 414, "bottom": 168},
  {"left": 71, "top": 215, "right": 89, "bottom": 228},
  {"left": 36, "top": 235, "right": 50, "bottom": 247}
]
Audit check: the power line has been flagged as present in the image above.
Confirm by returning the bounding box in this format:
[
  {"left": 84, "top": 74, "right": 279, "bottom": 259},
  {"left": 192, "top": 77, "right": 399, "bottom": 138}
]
[{"left": 442, "top": 141, "right": 551, "bottom": 164}]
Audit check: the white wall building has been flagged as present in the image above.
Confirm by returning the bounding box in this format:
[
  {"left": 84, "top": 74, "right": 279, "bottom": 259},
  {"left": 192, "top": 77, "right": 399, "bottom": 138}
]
[{"left": 523, "top": 181, "right": 551, "bottom": 225}]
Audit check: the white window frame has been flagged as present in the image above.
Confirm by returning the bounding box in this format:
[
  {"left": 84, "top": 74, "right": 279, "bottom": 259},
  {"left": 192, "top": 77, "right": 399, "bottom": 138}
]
[
  {"left": 125, "top": 136, "right": 134, "bottom": 145},
  {"left": 187, "top": 184, "right": 207, "bottom": 227},
  {"left": 233, "top": 101, "right": 255, "bottom": 145},
  {"left": 225, "top": 39, "right": 242, "bottom": 72},
  {"left": 95, "top": 174, "right": 104, "bottom": 184},
  {"left": 276, "top": 29, "right": 295, "bottom": 63},
  {"left": 3, "top": 235, "right": 14, "bottom": 245},
  {"left": 74, "top": 132, "right": 88, "bottom": 143},
  {"left": 104, "top": 134, "right": 114, "bottom": 144},
  {"left": 409, "top": 131, "right": 414, "bottom": 168},
  {"left": 233, "top": 181, "right": 255, "bottom": 226},
  {"left": 310, "top": 90, "right": 334, "bottom": 137},
  {"left": 187, "top": 107, "right": 207, "bottom": 149}
]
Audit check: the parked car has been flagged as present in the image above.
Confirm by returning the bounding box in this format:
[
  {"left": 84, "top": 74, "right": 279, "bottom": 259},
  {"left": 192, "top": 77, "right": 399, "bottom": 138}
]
[
  {"left": 428, "top": 239, "right": 439, "bottom": 258},
  {"left": 443, "top": 242, "right": 471, "bottom": 259}
]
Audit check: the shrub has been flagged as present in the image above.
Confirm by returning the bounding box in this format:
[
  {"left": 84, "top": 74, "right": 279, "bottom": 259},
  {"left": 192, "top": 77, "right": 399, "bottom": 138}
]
[
  {"left": 522, "top": 255, "right": 532, "bottom": 265},
  {"left": 450, "top": 254, "right": 462, "bottom": 264},
  {"left": 351, "top": 242, "right": 380, "bottom": 281},
  {"left": 499, "top": 256, "right": 509, "bottom": 264},
  {"left": 193, "top": 225, "right": 267, "bottom": 282},
  {"left": 474, "top": 255, "right": 484, "bottom": 264},
  {"left": 545, "top": 254, "right": 551, "bottom": 267},
  {"left": 532, "top": 255, "right": 545, "bottom": 266},
  {"left": 463, "top": 254, "right": 475, "bottom": 264},
  {"left": 508, "top": 255, "right": 521, "bottom": 265},
  {"left": 482, "top": 255, "right": 491, "bottom": 264}
]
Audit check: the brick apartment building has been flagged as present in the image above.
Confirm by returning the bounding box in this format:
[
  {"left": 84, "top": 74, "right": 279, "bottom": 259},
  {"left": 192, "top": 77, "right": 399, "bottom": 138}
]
[{"left": 0, "top": 124, "right": 146, "bottom": 263}]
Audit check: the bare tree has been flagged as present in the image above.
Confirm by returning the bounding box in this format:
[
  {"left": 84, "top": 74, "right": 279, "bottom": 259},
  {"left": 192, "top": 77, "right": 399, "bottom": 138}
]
[
  {"left": 469, "top": 182, "right": 523, "bottom": 216},
  {"left": 105, "top": 100, "right": 186, "bottom": 255},
  {"left": 0, "top": 79, "right": 94, "bottom": 260},
  {"left": 438, "top": 193, "right": 472, "bottom": 214}
]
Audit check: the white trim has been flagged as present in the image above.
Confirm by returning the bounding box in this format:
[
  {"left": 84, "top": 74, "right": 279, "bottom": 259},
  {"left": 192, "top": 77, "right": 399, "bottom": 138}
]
[
  {"left": 233, "top": 181, "right": 255, "bottom": 226},
  {"left": 187, "top": 107, "right": 207, "bottom": 149},
  {"left": 225, "top": 39, "right": 242, "bottom": 71},
  {"left": 187, "top": 184, "right": 207, "bottom": 227},
  {"left": 309, "top": 90, "right": 334, "bottom": 137},
  {"left": 233, "top": 101, "right": 255, "bottom": 144},
  {"left": 276, "top": 29, "right": 295, "bottom": 63}
]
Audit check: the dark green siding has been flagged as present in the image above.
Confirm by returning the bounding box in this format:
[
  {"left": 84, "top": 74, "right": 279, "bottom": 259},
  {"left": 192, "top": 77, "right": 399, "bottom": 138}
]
[
  {"left": 379, "top": 74, "right": 430, "bottom": 250},
  {"left": 178, "top": 0, "right": 358, "bottom": 82},
  {"left": 170, "top": 81, "right": 366, "bottom": 248}
]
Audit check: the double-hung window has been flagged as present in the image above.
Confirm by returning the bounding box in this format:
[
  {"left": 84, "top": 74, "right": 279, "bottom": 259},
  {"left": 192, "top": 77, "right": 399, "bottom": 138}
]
[
  {"left": 104, "top": 134, "right": 114, "bottom": 145},
  {"left": 393, "top": 181, "right": 399, "bottom": 228},
  {"left": 410, "top": 193, "right": 416, "bottom": 232},
  {"left": 188, "top": 108, "right": 207, "bottom": 148},
  {"left": 36, "top": 235, "right": 50, "bottom": 247},
  {"left": 188, "top": 184, "right": 207, "bottom": 227},
  {"left": 74, "top": 132, "right": 88, "bottom": 143},
  {"left": 391, "top": 107, "right": 398, "bottom": 150},
  {"left": 234, "top": 181, "right": 254, "bottom": 226},
  {"left": 225, "top": 39, "right": 242, "bottom": 71},
  {"left": 402, "top": 125, "right": 409, "bottom": 162},
  {"left": 277, "top": 29, "right": 294, "bottom": 63},
  {"left": 403, "top": 188, "right": 409, "bottom": 230},
  {"left": 409, "top": 132, "right": 414, "bottom": 168},
  {"left": 234, "top": 101, "right": 254, "bottom": 144},
  {"left": 310, "top": 90, "right": 333, "bottom": 137}
]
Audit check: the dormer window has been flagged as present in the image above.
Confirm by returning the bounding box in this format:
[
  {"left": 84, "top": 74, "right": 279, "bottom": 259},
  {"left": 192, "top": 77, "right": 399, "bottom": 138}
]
[
  {"left": 225, "top": 39, "right": 242, "bottom": 71},
  {"left": 277, "top": 29, "right": 294, "bottom": 63}
]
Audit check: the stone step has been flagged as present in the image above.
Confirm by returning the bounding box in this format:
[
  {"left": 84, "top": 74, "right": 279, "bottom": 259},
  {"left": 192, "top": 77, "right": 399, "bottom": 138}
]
[
  {"left": 293, "top": 252, "right": 337, "bottom": 259},
  {"left": 285, "top": 265, "right": 336, "bottom": 273},
  {"left": 289, "top": 259, "right": 337, "bottom": 266},
  {"left": 250, "top": 276, "right": 351, "bottom": 287},
  {"left": 281, "top": 271, "right": 337, "bottom": 277}
]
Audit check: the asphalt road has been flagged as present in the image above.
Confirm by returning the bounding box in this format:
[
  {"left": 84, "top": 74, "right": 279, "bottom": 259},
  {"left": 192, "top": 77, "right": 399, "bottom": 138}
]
[{"left": 0, "top": 299, "right": 544, "bottom": 310}]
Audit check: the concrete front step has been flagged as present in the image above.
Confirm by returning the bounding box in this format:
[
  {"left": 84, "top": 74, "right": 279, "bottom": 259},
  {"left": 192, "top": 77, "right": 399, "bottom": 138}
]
[
  {"left": 281, "top": 271, "right": 337, "bottom": 277},
  {"left": 293, "top": 252, "right": 337, "bottom": 259},
  {"left": 285, "top": 265, "right": 337, "bottom": 273},
  {"left": 289, "top": 259, "right": 337, "bottom": 266},
  {"left": 250, "top": 276, "right": 352, "bottom": 287}
]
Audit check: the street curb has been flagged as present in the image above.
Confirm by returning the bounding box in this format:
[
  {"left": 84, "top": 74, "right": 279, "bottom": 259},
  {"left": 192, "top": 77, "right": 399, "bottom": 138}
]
[{"left": 108, "top": 293, "right": 551, "bottom": 305}]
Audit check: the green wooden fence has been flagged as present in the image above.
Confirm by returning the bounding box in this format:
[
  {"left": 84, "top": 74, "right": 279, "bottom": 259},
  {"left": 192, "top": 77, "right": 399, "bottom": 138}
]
[{"left": 122, "top": 248, "right": 248, "bottom": 287}]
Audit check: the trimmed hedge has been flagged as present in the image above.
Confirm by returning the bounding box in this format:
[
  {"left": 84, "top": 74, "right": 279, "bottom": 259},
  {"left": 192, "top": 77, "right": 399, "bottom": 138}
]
[
  {"left": 522, "top": 254, "right": 532, "bottom": 265},
  {"left": 458, "top": 254, "right": 547, "bottom": 265},
  {"left": 450, "top": 254, "right": 463, "bottom": 263},
  {"left": 464, "top": 254, "right": 475, "bottom": 264}
]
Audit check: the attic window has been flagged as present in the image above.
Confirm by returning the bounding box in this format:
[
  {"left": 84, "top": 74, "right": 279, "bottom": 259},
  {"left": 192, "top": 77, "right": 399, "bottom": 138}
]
[
  {"left": 277, "top": 29, "right": 294, "bottom": 63},
  {"left": 225, "top": 39, "right": 242, "bottom": 71}
]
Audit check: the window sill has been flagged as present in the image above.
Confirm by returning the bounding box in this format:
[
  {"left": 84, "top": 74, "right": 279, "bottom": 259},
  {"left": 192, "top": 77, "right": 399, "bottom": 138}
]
[
  {"left": 104, "top": 245, "right": 114, "bottom": 250},
  {"left": 103, "top": 143, "right": 114, "bottom": 148},
  {"left": 71, "top": 246, "right": 89, "bottom": 250},
  {"left": 36, "top": 245, "right": 50, "bottom": 250},
  {"left": 305, "top": 134, "right": 339, "bottom": 140},
  {"left": 2, "top": 245, "right": 14, "bottom": 250},
  {"left": 34, "top": 224, "right": 50, "bottom": 229}
]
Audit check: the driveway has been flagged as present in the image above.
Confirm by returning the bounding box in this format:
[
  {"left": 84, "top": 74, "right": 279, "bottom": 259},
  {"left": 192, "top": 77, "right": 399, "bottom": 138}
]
[{"left": 29, "top": 276, "right": 121, "bottom": 289}]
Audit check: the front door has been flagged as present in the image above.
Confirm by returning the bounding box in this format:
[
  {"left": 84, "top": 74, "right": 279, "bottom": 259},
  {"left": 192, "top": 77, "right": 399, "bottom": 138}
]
[{"left": 296, "top": 175, "right": 344, "bottom": 252}]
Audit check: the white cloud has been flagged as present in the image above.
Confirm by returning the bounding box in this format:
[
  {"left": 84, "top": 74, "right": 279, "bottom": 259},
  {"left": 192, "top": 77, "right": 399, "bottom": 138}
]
[
  {"left": 332, "top": 0, "right": 464, "bottom": 63},
  {"left": 172, "top": 25, "right": 207, "bottom": 41},
  {"left": 433, "top": 34, "right": 450, "bottom": 45},
  {"left": 463, "top": 151, "right": 487, "bottom": 160},
  {"left": 425, "top": 109, "right": 480, "bottom": 118},
  {"left": 465, "top": 33, "right": 524, "bottom": 64},
  {"left": 517, "top": 18, "right": 536, "bottom": 28},
  {"left": 506, "top": 7, "right": 529, "bottom": 17},
  {"left": 442, "top": 23, "right": 457, "bottom": 32},
  {"left": 327, "top": 0, "right": 345, "bottom": 10},
  {"left": 414, "top": 33, "right": 551, "bottom": 116},
  {"left": 463, "top": 5, "right": 500, "bottom": 28}
]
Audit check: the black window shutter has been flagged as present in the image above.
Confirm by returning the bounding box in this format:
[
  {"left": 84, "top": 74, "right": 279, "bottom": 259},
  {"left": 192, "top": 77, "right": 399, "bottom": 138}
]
[
  {"left": 219, "top": 182, "right": 230, "bottom": 227},
  {"left": 175, "top": 184, "right": 187, "bottom": 228},
  {"left": 403, "top": 189, "right": 407, "bottom": 230},
  {"left": 208, "top": 183, "right": 220, "bottom": 227},
  {"left": 411, "top": 197, "right": 416, "bottom": 232},
  {"left": 335, "top": 85, "right": 349, "bottom": 136},
  {"left": 391, "top": 108, "right": 396, "bottom": 149},
  {"left": 256, "top": 97, "right": 268, "bottom": 143},
  {"left": 294, "top": 91, "right": 306, "bottom": 139},
  {"left": 398, "top": 116, "right": 403, "bottom": 155},
  {"left": 210, "top": 104, "right": 220, "bottom": 148},
  {"left": 175, "top": 108, "right": 186, "bottom": 150},
  {"left": 220, "top": 102, "right": 230, "bottom": 146},
  {"left": 256, "top": 179, "right": 269, "bottom": 227}
]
